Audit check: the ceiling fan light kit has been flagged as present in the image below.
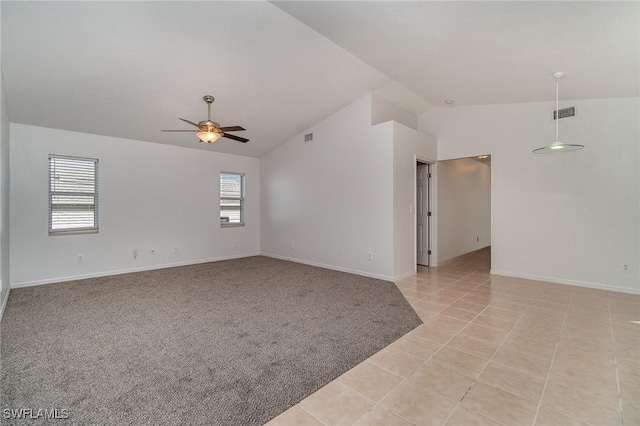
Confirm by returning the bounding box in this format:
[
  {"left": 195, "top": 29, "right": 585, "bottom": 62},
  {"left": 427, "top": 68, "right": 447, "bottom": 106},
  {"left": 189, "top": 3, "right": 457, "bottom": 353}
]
[
  {"left": 161, "top": 95, "right": 248, "bottom": 144},
  {"left": 533, "top": 71, "right": 584, "bottom": 154},
  {"left": 196, "top": 131, "right": 221, "bottom": 143}
]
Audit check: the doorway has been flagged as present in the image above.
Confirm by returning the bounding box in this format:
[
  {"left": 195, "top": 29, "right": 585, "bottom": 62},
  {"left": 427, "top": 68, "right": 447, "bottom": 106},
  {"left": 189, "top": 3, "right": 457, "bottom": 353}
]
[
  {"left": 437, "top": 155, "right": 491, "bottom": 266},
  {"left": 416, "top": 162, "right": 431, "bottom": 266}
]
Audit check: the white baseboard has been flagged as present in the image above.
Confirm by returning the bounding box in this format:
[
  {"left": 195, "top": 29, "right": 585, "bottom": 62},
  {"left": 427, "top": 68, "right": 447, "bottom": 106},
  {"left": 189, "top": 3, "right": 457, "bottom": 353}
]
[
  {"left": 261, "top": 252, "right": 394, "bottom": 282},
  {"left": 394, "top": 270, "right": 417, "bottom": 281},
  {"left": 490, "top": 269, "right": 640, "bottom": 295},
  {"left": 10, "top": 253, "right": 261, "bottom": 289},
  {"left": 0, "top": 285, "right": 10, "bottom": 322}
]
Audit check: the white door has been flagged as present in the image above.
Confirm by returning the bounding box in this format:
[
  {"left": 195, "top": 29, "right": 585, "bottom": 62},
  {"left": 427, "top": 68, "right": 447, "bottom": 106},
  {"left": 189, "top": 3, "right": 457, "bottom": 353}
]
[{"left": 417, "top": 164, "right": 430, "bottom": 266}]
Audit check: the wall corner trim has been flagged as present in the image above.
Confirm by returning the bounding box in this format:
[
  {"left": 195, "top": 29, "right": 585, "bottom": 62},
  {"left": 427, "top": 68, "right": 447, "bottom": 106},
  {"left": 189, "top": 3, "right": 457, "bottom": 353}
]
[{"left": 393, "top": 270, "right": 417, "bottom": 281}]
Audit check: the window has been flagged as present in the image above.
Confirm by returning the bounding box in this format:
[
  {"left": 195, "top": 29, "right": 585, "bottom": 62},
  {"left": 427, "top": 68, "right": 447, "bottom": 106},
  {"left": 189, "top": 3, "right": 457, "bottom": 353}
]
[
  {"left": 220, "top": 172, "right": 244, "bottom": 226},
  {"left": 49, "top": 155, "right": 98, "bottom": 234}
]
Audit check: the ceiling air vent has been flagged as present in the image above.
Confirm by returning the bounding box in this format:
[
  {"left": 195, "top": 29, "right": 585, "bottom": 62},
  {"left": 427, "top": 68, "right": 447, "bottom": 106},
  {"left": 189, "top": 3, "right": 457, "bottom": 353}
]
[
  {"left": 553, "top": 106, "right": 575, "bottom": 120},
  {"left": 304, "top": 133, "right": 313, "bottom": 142}
]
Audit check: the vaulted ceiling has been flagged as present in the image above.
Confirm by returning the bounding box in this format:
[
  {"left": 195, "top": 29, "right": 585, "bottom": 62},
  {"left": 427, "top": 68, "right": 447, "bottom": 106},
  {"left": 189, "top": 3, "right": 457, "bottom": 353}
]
[
  {"left": 275, "top": 1, "right": 639, "bottom": 107},
  {"left": 2, "top": 1, "right": 638, "bottom": 158}
]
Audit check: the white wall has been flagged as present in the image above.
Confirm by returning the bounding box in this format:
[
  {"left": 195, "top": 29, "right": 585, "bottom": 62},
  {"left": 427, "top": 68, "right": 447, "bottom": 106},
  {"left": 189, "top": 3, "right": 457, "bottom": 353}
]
[
  {"left": 261, "top": 94, "right": 395, "bottom": 279},
  {"left": 261, "top": 94, "right": 437, "bottom": 281},
  {"left": 420, "top": 97, "right": 640, "bottom": 294},
  {"left": 436, "top": 158, "right": 491, "bottom": 263},
  {"left": 0, "top": 73, "right": 10, "bottom": 314},
  {"left": 10, "top": 124, "right": 260, "bottom": 287},
  {"left": 392, "top": 122, "right": 437, "bottom": 278},
  {"left": 0, "top": 1, "right": 11, "bottom": 316},
  {"left": 371, "top": 93, "right": 418, "bottom": 130}
]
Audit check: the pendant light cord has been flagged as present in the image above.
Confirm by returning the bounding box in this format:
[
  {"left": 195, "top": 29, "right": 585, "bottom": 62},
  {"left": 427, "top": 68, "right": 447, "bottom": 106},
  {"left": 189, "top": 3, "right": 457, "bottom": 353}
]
[{"left": 555, "top": 75, "right": 560, "bottom": 142}]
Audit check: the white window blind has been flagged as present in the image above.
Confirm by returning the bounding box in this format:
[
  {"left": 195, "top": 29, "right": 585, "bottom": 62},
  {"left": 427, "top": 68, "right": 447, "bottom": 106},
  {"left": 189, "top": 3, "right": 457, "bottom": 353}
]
[
  {"left": 220, "top": 172, "right": 244, "bottom": 226},
  {"left": 49, "top": 155, "right": 98, "bottom": 233}
]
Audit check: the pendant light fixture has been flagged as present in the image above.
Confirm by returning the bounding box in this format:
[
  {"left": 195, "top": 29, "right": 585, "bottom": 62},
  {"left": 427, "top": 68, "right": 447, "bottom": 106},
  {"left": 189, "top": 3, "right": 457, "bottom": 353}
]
[{"left": 533, "top": 71, "right": 584, "bottom": 154}]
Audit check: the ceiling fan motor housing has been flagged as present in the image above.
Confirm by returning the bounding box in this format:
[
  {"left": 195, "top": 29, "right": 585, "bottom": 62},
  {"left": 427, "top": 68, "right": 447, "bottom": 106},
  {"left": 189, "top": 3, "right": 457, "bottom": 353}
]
[{"left": 199, "top": 120, "right": 222, "bottom": 132}]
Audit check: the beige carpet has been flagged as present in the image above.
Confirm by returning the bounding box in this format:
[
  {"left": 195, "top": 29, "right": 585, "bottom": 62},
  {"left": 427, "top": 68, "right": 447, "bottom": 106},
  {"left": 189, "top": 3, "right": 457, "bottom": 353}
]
[{"left": 1, "top": 256, "right": 421, "bottom": 425}]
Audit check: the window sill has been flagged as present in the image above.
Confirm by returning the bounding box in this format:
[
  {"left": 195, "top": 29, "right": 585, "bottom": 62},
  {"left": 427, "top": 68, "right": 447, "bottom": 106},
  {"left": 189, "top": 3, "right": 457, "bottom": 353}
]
[
  {"left": 49, "top": 229, "right": 99, "bottom": 236},
  {"left": 221, "top": 223, "right": 245, "bottom": 228}
]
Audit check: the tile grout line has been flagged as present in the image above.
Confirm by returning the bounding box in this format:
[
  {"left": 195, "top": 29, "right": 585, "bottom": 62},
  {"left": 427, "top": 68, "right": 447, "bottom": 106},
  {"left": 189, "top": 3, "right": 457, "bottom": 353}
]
[
  {"left": 352, "top": 349, "right": 451, "bottom": 425},
  {"left": 413, "top": 272, "right": 494, "bottom": 408},
  {"left": 347, "top": 382, "right": 416, "bottom": 426},
  {"left": 452, "top": 295, "right": 573, "bottom": 381},
  {"left": 401, "top": 276, "right": 487, "bottom": 318},
  {"left": 300, "top": 375, "right": 413, "bottom": 426},
  {"left": 336, "top": 362, "right": 410, "bottom": 423},
  {"left": 360, "top": 268, "right": 488, "bottom": 424},
  {"left": 297, "top": 403, "right": 330, "bottom": 426},
  {"left": 436, "top": 279, "right": 534, "bottom": 425},
  {"left": 441, "top": 292, "right": 538, "bottom": 426},
  {"left": 330, "top": 379, "right": 412, "bottom": 425},
  {"left": 356, "top": 274, "right": 489, "bottom": 424},
  {"left": 529, "top": 286, "right": 571, "bottom": 426},
  {"left": 607, "top": 294, "right": 625, "bottom": 425},
  {"left": 397, "top": 264, "right": 589, "bottom": 425},
  {"left": 440, "top": 284, "right": 581, "bottom": 423},
  {"left": 365, "top": 273, "right": 492, "bottom": 425}
]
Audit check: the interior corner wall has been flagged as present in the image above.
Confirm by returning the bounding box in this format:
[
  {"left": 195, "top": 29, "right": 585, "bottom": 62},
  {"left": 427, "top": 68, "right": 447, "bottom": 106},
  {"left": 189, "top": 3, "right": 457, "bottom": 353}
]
[
  {"left": 371, "top": 93, "right": 418, "bottom": 130},
  {"left": 391, "top": 122, "right": 437, "bottom": 279},
  {"left": 10, "top": 124, "right": 260, "bottom": 287},
  {"left": 419, "top": 97, "right": 640, "bottom": 294},
  {"left": 260, "top": 94, "right": 395, "bottom": 280},
  {"left": 436, "top": 158, "right": 491, "bottom": 263},
  {"left": 0, "top": 73, "right": 10, "bottom": 312}
]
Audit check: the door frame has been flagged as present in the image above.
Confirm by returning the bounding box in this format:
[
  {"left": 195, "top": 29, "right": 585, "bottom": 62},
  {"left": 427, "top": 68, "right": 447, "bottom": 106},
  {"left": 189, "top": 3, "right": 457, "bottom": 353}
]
[
  {"left": 414, "top": 156, "right": 438, "bottom": 270},
  {"left": 416, "top": 162, "right": 430, "bottom": 267}
]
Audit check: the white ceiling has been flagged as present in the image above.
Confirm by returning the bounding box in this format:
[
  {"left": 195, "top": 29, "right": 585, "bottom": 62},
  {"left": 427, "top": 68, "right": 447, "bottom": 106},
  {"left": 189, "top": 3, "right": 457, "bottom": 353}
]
[
  {"left": 1, "top": 2, "right": 388, "bottom": 158},
  {"left": 275, "top": 1, "right": 639, "bottom": 108},
  {"left": 2, "top": 2, "right": 638, "bottom": 158}
]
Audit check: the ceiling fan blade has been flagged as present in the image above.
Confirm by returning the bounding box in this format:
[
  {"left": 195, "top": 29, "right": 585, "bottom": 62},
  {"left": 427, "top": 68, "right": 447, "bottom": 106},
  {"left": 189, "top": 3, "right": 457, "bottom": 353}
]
[
  {"left": 223, "top": 133, "right": 249, "bottom": 143},
  {"left": 161, "top": 130, "right": 198, "bottom": 132},
  {"left": 219, "top": 126, "right": 245, "bottom": 132},
  {"left": 179, "top": 118, "right": 201, "bottom": 128}
]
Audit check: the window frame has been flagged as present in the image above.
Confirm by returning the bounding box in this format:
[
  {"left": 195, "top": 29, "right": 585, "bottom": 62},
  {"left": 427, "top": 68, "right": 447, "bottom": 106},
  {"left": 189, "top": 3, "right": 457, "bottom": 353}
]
[
  {"left": 48, "top": 154, "right": 99, "bottom": 235},
  {"left": 220, "top": 171, "right": 245, "bottom": 227}
]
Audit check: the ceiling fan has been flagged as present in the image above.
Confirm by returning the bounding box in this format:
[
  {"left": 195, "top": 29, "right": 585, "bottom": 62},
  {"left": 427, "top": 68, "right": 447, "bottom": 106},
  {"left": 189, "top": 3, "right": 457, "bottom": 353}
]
[{"left": 161, "top": 95, "right": 248, "bottom": 144}]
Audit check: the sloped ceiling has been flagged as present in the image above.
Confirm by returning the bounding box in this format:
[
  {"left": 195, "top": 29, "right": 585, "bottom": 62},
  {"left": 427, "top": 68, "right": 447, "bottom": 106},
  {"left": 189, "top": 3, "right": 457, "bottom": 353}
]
[
  {"left": 1, "top": 1, "right": 389, "bottom": 157},
  {"left": 2, "top": 1, "right": 638, "bottom": 157},
  {"left": 275, "top": 1, "right": 639, "bottom": 107}
]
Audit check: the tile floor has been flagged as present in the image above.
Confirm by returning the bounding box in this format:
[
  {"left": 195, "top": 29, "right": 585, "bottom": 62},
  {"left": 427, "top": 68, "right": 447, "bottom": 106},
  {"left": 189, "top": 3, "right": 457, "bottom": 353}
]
[{"left": 267, "top": 248, "right": 640, "bottom": 426}]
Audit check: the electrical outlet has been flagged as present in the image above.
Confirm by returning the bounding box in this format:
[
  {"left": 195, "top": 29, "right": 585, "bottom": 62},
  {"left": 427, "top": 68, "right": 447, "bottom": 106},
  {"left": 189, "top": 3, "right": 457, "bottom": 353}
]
[
  {"left": 367, "top": 252, "right": 373, "bottom": 260},
  {"left": 622, "top": 264, "right": 631, "bottom": 273},
  {"left": 151, "top": 248, "right": 156, "bottom": 255},
  {"left": 476, "top": 236, "right": 479, "bottom": 242},
  {"left": 133, "top": 249, "right": 138, "bottom": 259},
  {"left": 290, "top": 241, "right": 295, "bottom": 249},
  {"left": 173, "top": 247, "right": 178, "bottom": 254},
  {"left": 235, "top": 241, "right": 239, "bottom": 247},
  {"left": 77, "top": 255, "right": 84, "bottom": 263}
]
